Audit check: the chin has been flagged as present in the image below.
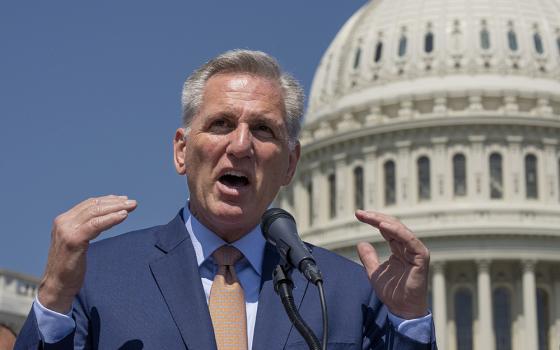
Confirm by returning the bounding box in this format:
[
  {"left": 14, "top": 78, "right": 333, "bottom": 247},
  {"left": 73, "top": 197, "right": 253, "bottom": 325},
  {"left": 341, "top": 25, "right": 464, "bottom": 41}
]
[{"left": 211, "top": 201, "right": 256, "bottom": 225}]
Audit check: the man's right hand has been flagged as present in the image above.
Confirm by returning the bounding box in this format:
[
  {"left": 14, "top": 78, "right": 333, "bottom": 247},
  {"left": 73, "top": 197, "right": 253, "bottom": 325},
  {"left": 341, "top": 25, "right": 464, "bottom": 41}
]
[{"left": 38, "top": 195, "right": 137, "bottom": 314}]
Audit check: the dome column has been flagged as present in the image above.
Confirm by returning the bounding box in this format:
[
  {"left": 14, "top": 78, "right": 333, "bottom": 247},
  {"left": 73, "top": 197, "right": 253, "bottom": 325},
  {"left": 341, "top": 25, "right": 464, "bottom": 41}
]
[
  {"left": 363, "top": 146, "right": 378, "bottom": 209},
  {"left": 432, "top": 262, "right": 447, "bottom": 349},
  {"left": 431, "top": 137, "right": 449, "bottom": 202},
  {"left": 522, "top": 260, "right": 538, "bottom": 350},
  {"left": 295, "top": 174, "right": 311, "bottom": 229},
  {"left": 552, "top": 270, "right": 560, "bottom": 350},
  {"left": 543, "top": 138, "right": 559, "bottom": 203},
  {"left": 476, "top": 259, "right": 494, "bottom": 350},
  {"left": 506, "top": 136, "right": 523, "bottom": 201},
  {"left": 468, "top": 136, "right": 486, "bottom": 201},
  {"left": 310, "top": 162, "right": 327, "bottom": 226},
  {"left": 334, "top": 153, "right": 352, "bottom": 218},
  {"left": 396, "top": 141, "right": 412, "bottom": 206}
]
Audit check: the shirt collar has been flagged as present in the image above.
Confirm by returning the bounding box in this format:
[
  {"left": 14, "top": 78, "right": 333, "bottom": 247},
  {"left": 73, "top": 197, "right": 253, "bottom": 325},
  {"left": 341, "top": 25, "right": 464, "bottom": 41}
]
[{"left": 183, "top": 203, "right": 265, "bottom": 277}]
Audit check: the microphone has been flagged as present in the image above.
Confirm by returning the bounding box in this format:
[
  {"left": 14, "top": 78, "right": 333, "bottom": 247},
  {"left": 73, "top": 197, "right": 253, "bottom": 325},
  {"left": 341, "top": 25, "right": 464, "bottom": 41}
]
[{"left": 261, "top": 208, "right": 323, "bottom": 284}]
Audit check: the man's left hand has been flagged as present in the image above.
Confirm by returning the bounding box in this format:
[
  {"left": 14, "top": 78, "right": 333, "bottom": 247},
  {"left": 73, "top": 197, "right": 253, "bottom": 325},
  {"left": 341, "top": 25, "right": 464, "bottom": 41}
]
[{"left": 355, "top": 210, "right": 430, "bottom": 320}]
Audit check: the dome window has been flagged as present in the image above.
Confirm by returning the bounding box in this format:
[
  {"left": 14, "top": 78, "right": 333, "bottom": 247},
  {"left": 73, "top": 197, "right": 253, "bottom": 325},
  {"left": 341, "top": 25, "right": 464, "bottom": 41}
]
[
  {"left": 353, "top": 166, "right": 364, "bottom": 210},
  {"left": 374, "top": 41, "right": 383, "bottom": 63},
  {"left": 480, "top": 28, "right": 491, "bottom": 50},
  {"left": 424, "top": 32, "right": 434, "bottom": 54},
  {"left": 493, "top": 287, "right": 512, "bottom": 350},
  {"left": 417, "top": 156, "right": 431, "bottom": 201},
  {"left": 353, "top": 47, "right": 362, "bottom": 69},
  {"left": 328, "top": 173, "right": 336, "bottom": 218},
  {"left": 384, "top": 160, "right": 396, "bottom": 205},
  {"left": 507, "top": 23, "right": 519, "bottom": 52},
  {"left": 398, "top": 35, "right": 407, "bottom": 57},
  {"left": 533, "top": 32, "right": 544, "bottom": 54},
  {"left": 557, "top": 35, "right": 560, "bottom": 56},
  {"left": 454, "top": 288, "right": 474, "bottom": 350},
  {"left": 489, "top": 153, "right": 503, "bottom": 199},
  {"left": 525, "top": 154, "right": 538, "bottom": 199},
  {"left": 453, "top": 153, "right": 467, "bottom": 197}
]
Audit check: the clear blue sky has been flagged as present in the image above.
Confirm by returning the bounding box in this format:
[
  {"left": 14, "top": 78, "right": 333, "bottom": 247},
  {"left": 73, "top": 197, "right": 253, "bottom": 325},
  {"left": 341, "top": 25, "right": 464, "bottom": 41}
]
[{"left": 0, "top": 1, "right": 365, "bottom": 277}]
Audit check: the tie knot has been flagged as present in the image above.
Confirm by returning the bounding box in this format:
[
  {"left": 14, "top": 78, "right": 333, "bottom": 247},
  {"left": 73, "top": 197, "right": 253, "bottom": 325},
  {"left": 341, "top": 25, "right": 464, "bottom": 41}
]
[{"left": 212, "top": 245, "right": 243, "bottom": 267}]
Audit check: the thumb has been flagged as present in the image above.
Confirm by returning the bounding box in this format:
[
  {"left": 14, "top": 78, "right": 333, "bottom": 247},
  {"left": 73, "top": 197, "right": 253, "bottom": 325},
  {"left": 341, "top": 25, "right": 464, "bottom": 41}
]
[{"left": 357, "top": 242, "right": 380, "bottom": 278}]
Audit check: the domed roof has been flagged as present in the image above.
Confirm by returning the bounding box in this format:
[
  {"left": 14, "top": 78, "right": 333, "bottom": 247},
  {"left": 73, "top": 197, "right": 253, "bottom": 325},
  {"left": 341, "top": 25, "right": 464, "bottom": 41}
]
[{"left": 306, "top": 0, "right": 560, "bottom": 126}]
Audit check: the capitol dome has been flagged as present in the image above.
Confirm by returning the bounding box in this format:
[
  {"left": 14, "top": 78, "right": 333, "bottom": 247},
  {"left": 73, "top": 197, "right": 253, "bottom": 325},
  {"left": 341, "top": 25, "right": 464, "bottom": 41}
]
[{"left": 277, "top": 0, "right": 560, "bottom": 349}]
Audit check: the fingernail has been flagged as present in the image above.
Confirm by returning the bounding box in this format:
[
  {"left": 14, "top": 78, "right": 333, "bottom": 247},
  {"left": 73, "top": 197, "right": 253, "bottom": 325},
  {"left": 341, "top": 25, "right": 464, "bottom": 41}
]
[
  {"left": 125, "top": 200, "right": 136, "bottom": 206},
  {"left": 119, "top": 210, "right": 128, "bottom": 216}
]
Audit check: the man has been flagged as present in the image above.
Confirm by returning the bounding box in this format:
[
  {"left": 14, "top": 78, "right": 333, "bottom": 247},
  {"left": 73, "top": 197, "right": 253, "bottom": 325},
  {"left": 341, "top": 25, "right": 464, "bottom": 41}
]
[
  {"left": 16, "top": 50, "right": 436, "bottom": 349},
  {"left": 0, "top": 323, "right": 16, "bottom": 350}
]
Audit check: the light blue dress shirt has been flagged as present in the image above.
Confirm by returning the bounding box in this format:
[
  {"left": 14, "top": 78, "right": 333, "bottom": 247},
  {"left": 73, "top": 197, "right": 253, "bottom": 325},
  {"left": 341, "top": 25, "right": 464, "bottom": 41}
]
[{"left": 33, "top": 205, "right": 433, "bottom": 346}]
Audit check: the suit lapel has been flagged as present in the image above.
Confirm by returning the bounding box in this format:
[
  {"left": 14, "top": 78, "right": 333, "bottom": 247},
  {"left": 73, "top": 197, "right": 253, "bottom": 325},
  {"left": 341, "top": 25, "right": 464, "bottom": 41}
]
[
  {"left": 252, "top": 243, "right": 309, "bottom": 350},
  {"left": 149, "top": 212, "right": 217, "bottom": 350}
]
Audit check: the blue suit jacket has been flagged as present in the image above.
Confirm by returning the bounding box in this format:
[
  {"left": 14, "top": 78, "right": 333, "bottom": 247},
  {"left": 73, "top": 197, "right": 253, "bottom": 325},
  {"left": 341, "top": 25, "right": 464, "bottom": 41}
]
[{"left": 16, "top": 211, "right": 437, "bottom": 349}]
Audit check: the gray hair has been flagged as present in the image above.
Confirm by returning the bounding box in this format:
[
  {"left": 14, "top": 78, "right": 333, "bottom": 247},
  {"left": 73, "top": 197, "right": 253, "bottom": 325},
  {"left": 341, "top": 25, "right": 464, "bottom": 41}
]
[{"left": 181, "top": 49, "right": 304, "bottom": 146}]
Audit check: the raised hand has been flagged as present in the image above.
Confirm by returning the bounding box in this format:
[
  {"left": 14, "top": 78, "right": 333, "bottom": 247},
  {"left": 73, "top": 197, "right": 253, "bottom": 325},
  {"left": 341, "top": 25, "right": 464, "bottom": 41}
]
[
  {"left": 38, "top": 195, "right": 137, "bottom": 313},
  {"left": 355, "top": 210, "right": 430, "bottom": 319}
]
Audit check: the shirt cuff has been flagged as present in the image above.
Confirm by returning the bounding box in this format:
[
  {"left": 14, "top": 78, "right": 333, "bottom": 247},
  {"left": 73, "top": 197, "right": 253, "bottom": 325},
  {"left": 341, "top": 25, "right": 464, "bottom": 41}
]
[
  {"left": 387, "top": 311, "right": 434, "bottom": 344},
  {"left": 33, "top": 296, "right": 76, "bottom": 343}
]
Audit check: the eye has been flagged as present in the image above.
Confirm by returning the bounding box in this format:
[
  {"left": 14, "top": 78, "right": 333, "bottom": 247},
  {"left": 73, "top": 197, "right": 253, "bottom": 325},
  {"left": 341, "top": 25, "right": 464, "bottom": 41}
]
[
  {"left": 252, "top": 124, "right": 275, "bottom": 139},
  {"left": 208, "top": 118, "right": 233, "bottom": 134}
]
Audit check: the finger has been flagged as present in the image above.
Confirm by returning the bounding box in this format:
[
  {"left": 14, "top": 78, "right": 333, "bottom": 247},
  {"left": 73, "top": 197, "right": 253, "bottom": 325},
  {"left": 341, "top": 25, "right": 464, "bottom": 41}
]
[
  {"left": 355, "top": 210, "right": 403, "bottom": 229},
  {"left": 357, "top": 242, "right": 380, "bottom": 278},
  {"left": 66, "top": 195, "right": 129, "bottom": 218},
  {"left": 379, "top": 221, "right": 429, "bottom": 258},
  {"left": 82, "top": 210, "right": 131, "bottom": 240},
  {"left": 75, "top": 199, "right": 137, "bottom": 226}
]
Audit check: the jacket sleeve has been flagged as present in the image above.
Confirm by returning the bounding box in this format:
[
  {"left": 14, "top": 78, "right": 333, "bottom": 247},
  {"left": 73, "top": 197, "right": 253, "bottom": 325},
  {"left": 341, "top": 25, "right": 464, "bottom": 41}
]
[
  {"left": 15, "top": 292, "right": 92, "bottom": 350},
  {"left": 361, "top": 292, "right": 438, "bottom": 350},
  {"left": 14, "top": 308, "right": 75, "bottom": 350}
]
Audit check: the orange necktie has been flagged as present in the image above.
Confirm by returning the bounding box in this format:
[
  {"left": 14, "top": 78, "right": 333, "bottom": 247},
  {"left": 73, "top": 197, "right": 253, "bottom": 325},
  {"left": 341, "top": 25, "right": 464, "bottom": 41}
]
[{"left": 209, "top": 245, "right": 248, "bottom": 350}]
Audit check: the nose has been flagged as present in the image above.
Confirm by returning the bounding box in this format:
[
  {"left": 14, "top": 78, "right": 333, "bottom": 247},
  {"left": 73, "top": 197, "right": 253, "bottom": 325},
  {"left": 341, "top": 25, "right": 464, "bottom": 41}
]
[{"left": 226, "top": 123, "right": 253, "bottom": 159}]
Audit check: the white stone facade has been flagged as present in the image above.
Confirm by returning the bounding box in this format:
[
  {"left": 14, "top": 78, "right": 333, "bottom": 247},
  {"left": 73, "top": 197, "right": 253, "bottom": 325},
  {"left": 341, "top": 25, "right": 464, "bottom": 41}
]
[
  {"left": 0, "top": 269, "right": 39, "bottom": 334},
  {"left": 278, "top": 0, "right": 560, "bottom": 349}
]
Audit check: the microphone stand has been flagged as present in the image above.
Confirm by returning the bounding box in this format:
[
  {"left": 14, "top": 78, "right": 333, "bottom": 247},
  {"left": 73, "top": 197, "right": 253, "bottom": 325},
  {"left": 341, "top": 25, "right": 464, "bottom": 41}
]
[{"left": 272, "top": 264, "right": 328, "bottom": 350}]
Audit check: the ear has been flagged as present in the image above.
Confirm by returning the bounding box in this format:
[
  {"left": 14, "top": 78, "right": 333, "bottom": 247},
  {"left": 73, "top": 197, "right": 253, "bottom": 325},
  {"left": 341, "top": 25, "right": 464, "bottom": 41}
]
[
  {"left": 282, "top": 141, "right": 301, "bottom": 186},
  {"left": 173, "top": 128, "right": 188, "bottom": 175}
]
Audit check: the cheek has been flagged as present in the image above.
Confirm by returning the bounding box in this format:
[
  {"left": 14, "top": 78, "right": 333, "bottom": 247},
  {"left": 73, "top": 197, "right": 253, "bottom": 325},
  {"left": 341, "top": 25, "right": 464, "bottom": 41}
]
[{"left": 185, "top": 137, "right": 225, "bottom": 177}]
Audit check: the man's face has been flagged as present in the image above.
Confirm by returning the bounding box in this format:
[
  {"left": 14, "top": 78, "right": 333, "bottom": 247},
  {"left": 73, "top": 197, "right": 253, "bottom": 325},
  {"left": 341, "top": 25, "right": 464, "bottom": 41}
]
[{"left": 174, "top": 73, "right": 300, "bottom": 242}]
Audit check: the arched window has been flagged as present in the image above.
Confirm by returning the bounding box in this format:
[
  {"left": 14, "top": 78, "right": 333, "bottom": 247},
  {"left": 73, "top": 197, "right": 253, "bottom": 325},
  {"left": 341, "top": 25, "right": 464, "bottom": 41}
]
[
  {"left": 453, "top": 153, "right": 467, "bottom": 196},
  {"left": 537, "top": 288, "right": 550, "bottom": 350},
  {"left": 534, "top": 33, "right": 544, "bottom": 54},
  {"left": 418, "top": 156, "right": 431, "bottom": 201},
  {"left": 455, "top": 288, "right": 473, "bottom": 350},
  {"left": 424, "top": 32, "right": 434, "bottom": 53},
  {"left": 493, "top": 287, "right": 512, "bottom": 350},
  {"left": 557, "top": 36, "right": 560, "bottom": 55},
  {"left": 490, "top": 153, "right": 503, "bottom": 199},
  {"left": 481, "top": 28, "right": 491, "bottom": 50},
  {"left": 398, "top": 35, "right": 407, "bottom": 57},
  {"left": 374, "top": 41, "right": 383, "bottom": 63},
  {"left": 525, "top": 154, "right": 538, "bottom": 199},
  {"left": 354, "top": 166, "right": 364, "bottom": 210},
  {"left": 328, "top": 173, "right": 336, "bottom": 218},
  {"left": 307, "top": 181, "right": 313, "bottom": 226},
  {"left": 384, "top": 160, "right": 396, "bottom": 205},
  {"left": 353, "top": 47, "right": 362, "bottom": 69},
  {"left": 508, "top": 29, "right": 519, "bottom": 51}
]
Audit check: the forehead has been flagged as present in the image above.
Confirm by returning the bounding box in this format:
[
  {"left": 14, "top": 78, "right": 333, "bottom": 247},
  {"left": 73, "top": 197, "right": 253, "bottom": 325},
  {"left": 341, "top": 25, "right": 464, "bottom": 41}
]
[{"left": 200, "top": 73, "right": 285, "bottom": 114}]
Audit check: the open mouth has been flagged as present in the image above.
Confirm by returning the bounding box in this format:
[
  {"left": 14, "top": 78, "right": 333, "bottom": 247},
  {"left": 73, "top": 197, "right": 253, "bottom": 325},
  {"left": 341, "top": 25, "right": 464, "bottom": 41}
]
[{"left": 218, "top": 171, "right": 250, "bottom": 188}]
